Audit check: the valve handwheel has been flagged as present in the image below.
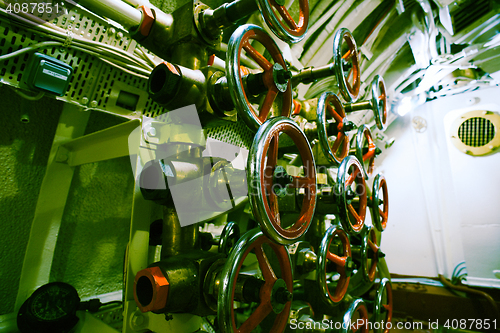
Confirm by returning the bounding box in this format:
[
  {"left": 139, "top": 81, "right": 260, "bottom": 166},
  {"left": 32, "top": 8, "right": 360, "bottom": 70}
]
[
  {"left": 219, "top": 221, "right": 241, "bottom": 255},
  {"left": 374, "top": 278, "right": 393, "bottom": 333},
  {"left": 317, "top": 226, "right": 353, "bottom": 305},
  {"left": 248, "top": 117, "right": 317, "bottom": 244},
  {"left": 360, "top": 226, "right": 381, "bottom": 282},
  {"left": 256, "top": 0, "right": 309, "bottom": 43},
  {"left": 372, "top": 75, "right": 388, "bottom": 130},
  {"left": 333, "top": 28, "right": 360, "bottom": 103},
  {"left": 336, "top": 156, "right": 367, "bottom": 235},
  {"left": 218, "top": 229, "right": 293, "bottom": 333},
  {"left": 341, "top": 299, "right": 369, "bottom": 333},
  {"left": 317, "top": 92, "right": 351, "bottom": 165},
  {"left": 227, "top": 24, "right": 293, "bottom": 131},
  {"left": 371, "top": 174, "right": 389, "bottom": 232},
  {"left": 355, "top": 125, "right": 376, "bottom": 179}
]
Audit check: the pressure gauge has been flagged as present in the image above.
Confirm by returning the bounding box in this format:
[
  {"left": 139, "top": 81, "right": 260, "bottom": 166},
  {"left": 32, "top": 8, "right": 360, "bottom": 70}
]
[{"left": 17, "top": 282, "right": 81, "bottom": 333}]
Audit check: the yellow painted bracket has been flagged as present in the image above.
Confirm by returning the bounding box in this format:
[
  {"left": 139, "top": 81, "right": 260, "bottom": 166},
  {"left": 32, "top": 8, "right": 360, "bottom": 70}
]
[{"left": 56, "top": 119, "right": 141, "bottom": 166}]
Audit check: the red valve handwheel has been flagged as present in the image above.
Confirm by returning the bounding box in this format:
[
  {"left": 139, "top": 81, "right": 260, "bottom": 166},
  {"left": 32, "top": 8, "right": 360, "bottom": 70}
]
[
  {"left": 336, "top": 156, "right": 367, "bottom": 235},
  {"left": 227, "top": 24, "right": 293, "bottom": 131},
  {"left": 374, "top": 278, "right": 393, "bottom": 333},
  {"left": 316, "top": 92, "right": 350, "bottom": 165},
  {"left": 355, "top": 125, "right": 376, "bottom": 179},
  {"left": 371, "top": 75, "right": 387, "bottom": 130},
  {"left": 361, "top": 226, "right": 380, "bottom": 282},
  {"left": 341, "top": 299, "right": 369, "bottom": 333},
  {"left": 248, "top": 117, "right": 316, "bottom": 244},
  {"left": 371, "top": 174, "right": 389, "bottom": 231},
  {"left": 333, "top": 28, "right": 360, "bottom": 103},
  {"left": 218, "top": 229, "right": 293, "bottom": 333},
  {"left": 256, "top": 0, "right": 309, "bottom": 43},
  {"left": 317, "top": 226, "right": 352, "bottom": 305}
]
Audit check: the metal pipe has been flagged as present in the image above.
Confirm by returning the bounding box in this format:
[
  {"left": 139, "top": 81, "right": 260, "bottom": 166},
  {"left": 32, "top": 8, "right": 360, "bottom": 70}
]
[
  {"left": 161, "top": 206, "right": 199, "bottom": 258},
  {"left": 120, "top": 0, "right": 150, "bottom": 8},
  {"left": 438, "top": 274, "right": 500, "bottom": 320},
  {"left": 344, "top": 100, "right": 372, "bottom": 112},
  {"left": 77, "top": 0, "right": 142, "bottom": 30},
  {"left": 292, "top": 63, "right": 335, "bottom": 86}
]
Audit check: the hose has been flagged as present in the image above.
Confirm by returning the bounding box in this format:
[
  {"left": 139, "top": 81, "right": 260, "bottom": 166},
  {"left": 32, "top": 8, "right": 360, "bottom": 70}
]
[{"left": 438, "top": 274, "right": 500, "bottom": 321}]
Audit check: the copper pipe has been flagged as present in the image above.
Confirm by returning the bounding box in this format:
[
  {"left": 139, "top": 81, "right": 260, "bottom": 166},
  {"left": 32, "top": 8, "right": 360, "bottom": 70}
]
[{"left": 438, "top": 274, "right": 500, "bottom": 321}]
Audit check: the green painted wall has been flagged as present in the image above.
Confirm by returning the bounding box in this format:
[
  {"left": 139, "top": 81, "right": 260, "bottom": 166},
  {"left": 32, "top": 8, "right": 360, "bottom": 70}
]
[{"left": 0, "top": 86, "right": 134, "bottom": 315}]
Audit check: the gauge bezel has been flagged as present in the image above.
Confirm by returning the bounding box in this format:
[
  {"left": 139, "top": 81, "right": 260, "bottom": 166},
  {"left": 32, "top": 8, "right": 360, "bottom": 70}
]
[{"left": 17, "top": 282, "right": 80, "bottom": 333}]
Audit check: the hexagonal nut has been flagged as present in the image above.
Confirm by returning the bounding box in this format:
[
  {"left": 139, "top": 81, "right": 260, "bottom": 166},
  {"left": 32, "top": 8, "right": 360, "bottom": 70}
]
[
  {"left": 149, "top": 62, "right": 182, "bottom": 106},
  {"left": 134, "top": 266, "right": 170, "bottom": 313},
  {"left": 138, "top": 5, "right": 155, "bottom": 37}
]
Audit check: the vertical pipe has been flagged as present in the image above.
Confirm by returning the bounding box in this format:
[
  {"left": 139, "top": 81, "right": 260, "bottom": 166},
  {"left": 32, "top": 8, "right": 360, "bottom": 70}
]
[
  {"left": 161, "top": 204, "right": 199, "bottom": 258},
  {"left": 171, "top": 43, "right": 208, "bottom": 70}
]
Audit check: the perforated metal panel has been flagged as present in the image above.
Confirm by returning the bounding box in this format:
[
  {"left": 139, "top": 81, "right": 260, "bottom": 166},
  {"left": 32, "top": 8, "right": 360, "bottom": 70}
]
[
  {"left": 0, "top": 3, "right": 254, "bottom": 146},
  {"left": 458, "top": 117, "right": 495, "bottom": 147},
  {"left": 0, "top": 4, "right": 168, "bottom": 118},
  {"left": 205, "top": 120, "right": 255, "bottom": 149}
]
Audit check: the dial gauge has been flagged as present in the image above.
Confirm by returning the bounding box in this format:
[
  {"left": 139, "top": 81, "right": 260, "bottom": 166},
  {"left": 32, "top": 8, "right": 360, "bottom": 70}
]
[{"left": 17, "top": 282, "right": 80, "bottom": 333}]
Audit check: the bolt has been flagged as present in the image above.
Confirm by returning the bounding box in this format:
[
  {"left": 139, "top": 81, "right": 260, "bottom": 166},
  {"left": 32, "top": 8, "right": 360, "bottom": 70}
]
[
  {"left": 117, "top": 31, "right": 124, "bottom": 39},
  {"left": 147, "top": 127, "right": 156, "bottom": 137},
  {"left": 55, "top": 152, "right": 68, "bottom": 163},
  {"left": 375, "top": 146, "right": 382, "bottom": 156},
  {"left": 276, "top": 69, "right": 293, "bottom": 85},
  {"left": 345, "top": 257, "right": 355, "bottom": 277},
  {"left": 275, "top": 288, "right": 293, "bottom": 304},
  {"left": 90, "top": 100, "right": 98, "bottom": 108},
  {"left": 342, "top": 120, "right": 356, "bottom": 132},
  {"left": 342, "top": 58, "right": 353, "bottom": 73},
  {"left": 273, "top": 166, "right": 293, "bottom": 187},
  {"left": 345, "top": 189, "right": 356, "bottom": 202},
  {"left": 378, "top": 250, "right": 386, "bottom": 259},
  {"left": 81, "top": 97, "right": 89, "bottom": 105},
  {"left": 108, "top": 27, "right": 116, "bottom": 35},
  {"left": 131, "top": 313, "right": 144, "bottom": 327}
]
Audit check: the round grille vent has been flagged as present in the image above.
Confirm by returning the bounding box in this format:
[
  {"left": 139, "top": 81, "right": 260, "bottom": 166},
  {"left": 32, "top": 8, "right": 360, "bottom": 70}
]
[
  {"left": 458, "top": 117, "right": 495, "bottom": 147},
  {"left": 450, "top": 110, "right": 500, "bottom": 156}
]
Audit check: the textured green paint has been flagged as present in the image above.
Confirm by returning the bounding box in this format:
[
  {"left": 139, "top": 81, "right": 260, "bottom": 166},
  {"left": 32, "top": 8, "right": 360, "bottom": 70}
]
[
  {"left": 0, "top": 87, "right": 63, "bottom": 315},
  {"left": 49, "top": 112, "right": 134, "bottom": 302},
  {"left": 0, "top": 86, "right": 135, "bottom": 315}
]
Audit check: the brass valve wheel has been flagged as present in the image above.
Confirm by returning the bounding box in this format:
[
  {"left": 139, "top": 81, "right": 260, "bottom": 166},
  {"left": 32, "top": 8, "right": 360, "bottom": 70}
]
[
  {"left": 373, "top": 278, "right": 393, "bottom": 333},
  {"left": 248, "top": 117, "right": 317, "bottom": 245},
  {"left": 354, "top": 125, "right": 378, "bottom": 179},
  {"left": 218, "top": 229, "right": 293, "bottom": 333},
  {"left": 316, "top": 92, "right": 352, "bottom": 165},
  {"left": 227, "top": 24, "right": 293, "bottom": 131},
  {"left": 256, "top": 0, "right": 309, "bottom": 43},
  {"left": 317, "top": 226, "right": 353, "bottom": 305},
  {"left": 370, "top": 174, "right": 389, "bottom": 232},
  {"left": 333, "top": 28, "right": 360, "bottom": 103},
  {"left": 336, "top": 156, "right": 367, "bottom": 235},
  {"left": 341, "top": 298, "right": 369, "bottom": 333},
  {"left": 219, "top": 221, "right": 241, "bottom": 255},
  {"left": 371, "top": 75, "right": 388, "bottom": 130},
  {"left": 360, "top": 226, "right": 381, "bottom": 283}
]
